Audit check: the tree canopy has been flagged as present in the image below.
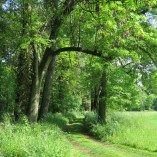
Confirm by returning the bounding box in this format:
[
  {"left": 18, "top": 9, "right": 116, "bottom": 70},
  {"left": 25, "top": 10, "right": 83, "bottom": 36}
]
[{"left": 0, "top": 0, "right": 157, "bottom": 122}]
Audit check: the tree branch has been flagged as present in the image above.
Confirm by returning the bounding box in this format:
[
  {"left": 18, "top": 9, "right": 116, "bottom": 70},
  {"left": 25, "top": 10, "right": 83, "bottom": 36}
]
[
  {"left": 39, "top": 0, "right": 78, "bottom": 75},
  {"left": 138, "top": 46, "right": 156, "bottom": 65},
  {"left": 39, "top": 47, "right": 52, "bottom": 76},
  {"left": 54, "top": 47, "right": 101, "bottom": 57},
  {"left": 54, "top": 46, "right": 113, "bottom": 60}
]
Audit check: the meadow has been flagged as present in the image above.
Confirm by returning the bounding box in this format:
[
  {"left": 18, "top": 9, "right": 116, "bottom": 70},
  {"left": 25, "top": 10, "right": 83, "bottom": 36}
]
[
  {"left": 109, "top": 112, "right": 157, "bottom": 152},
  {"left": 86, "top": 111, "right": 157, "bottom": 152}
]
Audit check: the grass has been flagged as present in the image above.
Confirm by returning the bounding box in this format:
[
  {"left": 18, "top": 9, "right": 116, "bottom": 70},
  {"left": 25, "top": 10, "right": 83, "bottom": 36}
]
[
  {"left": 105, "top": 112, "right": 157, "bottom": 152},
  {"left": 85, "top": 111, "right": 157, "bottom": 153},
  {"left": 67, "top": 117, "right": 157, "bottom": 157},
  {"left": 1, "top": 111, "right": 157, "bottom": 157},
  {"left": 0, "top": 113, "right": 82, "bottom": 157}
]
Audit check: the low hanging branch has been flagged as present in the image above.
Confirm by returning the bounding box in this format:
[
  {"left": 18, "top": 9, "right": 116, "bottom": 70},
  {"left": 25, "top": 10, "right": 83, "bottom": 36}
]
[
  {"left": 54, "top": 47, "right": 102, "bottom": 57},
  {"left": 39, "top": 46, "right": 103, "bottom": 74}
]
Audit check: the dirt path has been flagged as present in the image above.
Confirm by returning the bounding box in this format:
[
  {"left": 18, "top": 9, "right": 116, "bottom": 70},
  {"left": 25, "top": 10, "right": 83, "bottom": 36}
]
[{"left": 66, "top": 118, "right": 157, "bottom": 157}]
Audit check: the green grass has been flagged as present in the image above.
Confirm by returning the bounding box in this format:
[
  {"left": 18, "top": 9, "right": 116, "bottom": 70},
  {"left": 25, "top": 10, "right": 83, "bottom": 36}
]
[
  {"left": 1, "top": 111, "right": 157, "bottom": 157},
  {"left": 105, "top": 112, "right": 157, "bottom": 152},
  {"left": 67, "top": 117, "right": 157, "bottom": 157},
  {"left": 87, "top": 111, "right": 157, "bottom": 152},
  {"left": 0, "top": 114, "right": 82, "bottom": 157}
]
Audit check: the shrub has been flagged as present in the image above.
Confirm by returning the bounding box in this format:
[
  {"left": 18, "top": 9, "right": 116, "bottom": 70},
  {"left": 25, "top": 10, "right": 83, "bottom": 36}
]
[
  {"left": 91, "top": 114, "right": 121, "bottom": 140},
  {"left": 41, "top": 113, "right": 69, "bottom": 129},
  {"left": 63, "top": 111, "right": 77, "bottom": 122},
  {"left": 83, "top": 111, "right": 98, "bottom": 132},
  {"left": 1, "top": 112, "right": 13, "bottom": 125},
  {"left": 84, "top": 112, "right": 125, "bottom": 140}
]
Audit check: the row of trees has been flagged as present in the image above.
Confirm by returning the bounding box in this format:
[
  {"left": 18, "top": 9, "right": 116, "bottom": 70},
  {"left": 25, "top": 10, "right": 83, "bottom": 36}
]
[{"left": 0, "top": 0, "right": 157, "bottom": 123}]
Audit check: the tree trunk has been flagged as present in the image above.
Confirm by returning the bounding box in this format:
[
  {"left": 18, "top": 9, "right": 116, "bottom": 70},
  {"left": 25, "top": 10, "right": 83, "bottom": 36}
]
[
  {"left": 15, "top": 50, "right": 31, "bottom": 119},
  {"left": 27, "top": 0, "right": 81, "bottom": 123},
  {"left": 98, "top": 66, "right": 107, "bottom": 124},
  {"left": 91, "top": 89, "right": 95, "bottom": 111},
  {"left": 28, "top": 44, "right": 41, "bottom": 122},
  {"left": 38, "top": 56, "right": 56, "bottom": 120},
  {"left": 58, "top": 75, "right": 64, "bottom": 110},
  {"left": 91, "top": 87, "right": 99, "bottom": 111},
  {"left": 28, "top": 76, "right": 40, "bottom": 122},
  {"left": 91, "top": 96, "right": 95, "bottom": 111},
  {"left": 14, "top": 2, "right": 30, "bottom": 120}
]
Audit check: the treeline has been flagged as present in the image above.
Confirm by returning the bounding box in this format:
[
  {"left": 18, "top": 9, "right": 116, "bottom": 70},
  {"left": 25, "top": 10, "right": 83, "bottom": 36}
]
[
  {"left": 1, "top": 53, "right": 157, "bottom": 119},
  {"left": 0, "top": 0, "right": 157, "bottom": 123}
]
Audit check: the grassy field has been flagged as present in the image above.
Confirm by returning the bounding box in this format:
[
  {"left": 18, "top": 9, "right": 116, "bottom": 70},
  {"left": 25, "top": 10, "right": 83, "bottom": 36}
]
[
  {"left": 110, "top": 112, "right": 157, "bottom": 151},
  {"left": 90, "top": 111, "right": 157, "bottom": 152},
  {"left": 67, "top": 117, "right": 157, "bottom": 157}
]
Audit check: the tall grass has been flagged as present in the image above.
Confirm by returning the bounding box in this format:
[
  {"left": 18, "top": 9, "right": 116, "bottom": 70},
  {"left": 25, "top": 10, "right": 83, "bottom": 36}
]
[
  {"left": 41, "top": 112, "right": 69, "bottom": 129},
  {"left": 84, "top": 111, "right": 157, "bottom": 152},
  {"left": 0, "top": 114, "right": 73, "bottom": 157},
  {"left": 41, "top": 112, "right": 79, "bottom": 128}
]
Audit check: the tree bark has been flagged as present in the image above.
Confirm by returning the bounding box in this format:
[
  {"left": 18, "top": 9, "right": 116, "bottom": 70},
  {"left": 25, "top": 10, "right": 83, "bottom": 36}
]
[
  {"left": 58, "top": 75, "right": 64, "bottom": 110},
  {"left": 28, "top": 77, "right": 40, "bottom": 122},
  {"left": 28, "top": 51, "right": 53, "bottom": 122},
  {"left": 38, "top": 56, "right": 56, "bottom": 120},
  {"left": 91, "top": 87, "right": 99, "bottom": 111},
  {"left": 28, "top": 44, "right": 41, "bottom": 122},
  {"left": 15, "top": 2, "right": 30, "bottom": 120},
  {"left": 98, "top": 65, "right": 107, "bottom": 124},
  {"left": 15, "top": 50, "right": 31, "bottom": 119}
]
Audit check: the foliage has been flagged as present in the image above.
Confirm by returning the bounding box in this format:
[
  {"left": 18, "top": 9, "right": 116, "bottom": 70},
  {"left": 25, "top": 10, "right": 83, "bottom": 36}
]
[
  {"left": 0, "top": 116, "right": 72, "bottom": 157},
  {"left": 84, "top": 111, "right": 98, "bottom": 131},
  {"left": 107, "top": 64, "right": 146, "bottom": 111},
  {"left": 41, "top": 111, "right": 80, "bottom": 129},
  {"left": 1, "top": 0, "right": 157, "bottom": 122},
  {"left": 50, "top": 52, "right": 82, "bottom": 113},
  {"left": 0, "top": 65, "right": 16, "bottom": 117},
  {"left": 41, "top": 113, "right": 69, "bottom": 129},
  {"left": 63, "top": 111, "right": 78, "bottom": 122}
]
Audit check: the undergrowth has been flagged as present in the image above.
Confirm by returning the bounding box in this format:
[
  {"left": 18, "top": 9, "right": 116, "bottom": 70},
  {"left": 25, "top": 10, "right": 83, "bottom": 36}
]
[
  {"left": 0, "top": 112, "right": 79, "bottom": 157},
  {"left": 41, "top": 111, "right": 78, "bottom": 129}
]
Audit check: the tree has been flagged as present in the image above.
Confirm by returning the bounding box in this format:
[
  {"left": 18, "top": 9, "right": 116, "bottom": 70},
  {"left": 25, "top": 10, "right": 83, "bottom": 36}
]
[
  {"left": 38, "top": 57, "right": 56, "bottom": 119},
  {"left": 1, "top": 0, "right": 157, "bottom": 123},
  {"left": 17, "top": 0, "right": 157, "bottom": 122}
]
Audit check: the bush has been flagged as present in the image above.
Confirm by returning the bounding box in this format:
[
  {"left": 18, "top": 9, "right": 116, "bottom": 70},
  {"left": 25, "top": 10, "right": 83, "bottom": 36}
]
[
  {"left": 1, "top": 113, "right": 13, "bottom": 125},
  {"left": 41, "top": 113, "right": 69, "bottom": 129},
  {"left": 91, "top": 113, "right": 122, "bottom": 140},
  {"left": 63, "top": 111, "right": 78, "bottom": 122},
  {"left": 83, "top": 112, "right": 125, "bottom": 140},
  {"left": 83, "top": 111, "right": 98, "bottom": 132}
]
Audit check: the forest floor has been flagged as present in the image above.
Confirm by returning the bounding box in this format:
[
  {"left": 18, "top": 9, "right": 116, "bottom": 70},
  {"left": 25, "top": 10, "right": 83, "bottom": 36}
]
[{"left": 65, "top": 118, "right": 157, "bottom": 157}]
